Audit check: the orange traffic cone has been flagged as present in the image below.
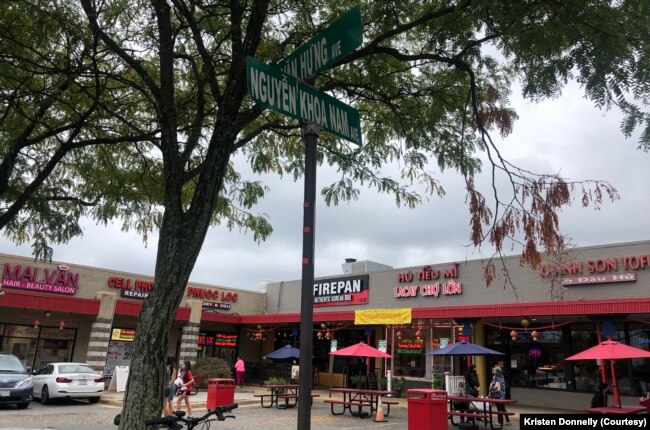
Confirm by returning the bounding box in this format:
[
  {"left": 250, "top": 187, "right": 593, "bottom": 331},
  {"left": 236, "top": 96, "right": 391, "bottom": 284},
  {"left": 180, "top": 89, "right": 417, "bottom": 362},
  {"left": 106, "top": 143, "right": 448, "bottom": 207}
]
[{"left": 373, "top": 396, "right": 387, "bottom": 422}]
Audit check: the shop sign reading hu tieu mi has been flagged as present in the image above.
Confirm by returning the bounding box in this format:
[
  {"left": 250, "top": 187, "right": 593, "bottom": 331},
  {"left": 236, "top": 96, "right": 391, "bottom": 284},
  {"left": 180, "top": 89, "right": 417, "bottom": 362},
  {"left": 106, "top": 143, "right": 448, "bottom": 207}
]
[{"left": 393, "top": 263, "right": 463, "bottom": 299}]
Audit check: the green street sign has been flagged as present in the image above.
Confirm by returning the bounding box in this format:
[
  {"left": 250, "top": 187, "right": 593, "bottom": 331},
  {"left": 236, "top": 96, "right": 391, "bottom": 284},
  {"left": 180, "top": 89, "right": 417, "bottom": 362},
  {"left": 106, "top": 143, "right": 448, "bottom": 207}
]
[
  {"left": 247, "top": 57, "right": 361, "bottom": 145},
  {"left": 299, "top": 82, "right": 361, "bottom": 145},
  {"left": 277, "top": 5, "right": 362, "bottom": 80},
  {"left": 247, "top": 57, "right": 299, "bottom": 119}
]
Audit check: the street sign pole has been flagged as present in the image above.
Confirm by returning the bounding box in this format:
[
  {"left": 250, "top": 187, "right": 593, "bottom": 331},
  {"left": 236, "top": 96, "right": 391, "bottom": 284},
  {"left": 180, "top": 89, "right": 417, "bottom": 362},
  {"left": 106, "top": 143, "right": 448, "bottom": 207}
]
[
  {"left": 297, "top": 121, "right": 319, "bottom": 430},
  {"left": 245, "top": 8, "right": 363, "bottom": 429}
]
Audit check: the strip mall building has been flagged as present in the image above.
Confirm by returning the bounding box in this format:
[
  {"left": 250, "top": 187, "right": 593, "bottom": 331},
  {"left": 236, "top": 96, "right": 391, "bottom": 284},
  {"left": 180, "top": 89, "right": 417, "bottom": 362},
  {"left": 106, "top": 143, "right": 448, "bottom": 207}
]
[{"left": 1, "top": 240, "right": 648, "bottom": 410}]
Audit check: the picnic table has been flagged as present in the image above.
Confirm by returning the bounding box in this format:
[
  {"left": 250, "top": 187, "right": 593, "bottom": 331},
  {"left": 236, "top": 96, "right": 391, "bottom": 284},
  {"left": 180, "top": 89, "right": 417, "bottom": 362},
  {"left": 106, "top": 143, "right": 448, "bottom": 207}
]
[
  {"left": 324, "top": 387, "right": 399, "bottom": 418},
  {"left": 254, "top": 384, "right": 320, "bottom": 409},
  {"left": 585, "top": 405, "right": 646, "bottom": 414},
  {"left": 447, "top": 394, "right": 517, "bottom": 430},
  {"left": 254, "top": 384, "right": 298, "bottom": 409}
]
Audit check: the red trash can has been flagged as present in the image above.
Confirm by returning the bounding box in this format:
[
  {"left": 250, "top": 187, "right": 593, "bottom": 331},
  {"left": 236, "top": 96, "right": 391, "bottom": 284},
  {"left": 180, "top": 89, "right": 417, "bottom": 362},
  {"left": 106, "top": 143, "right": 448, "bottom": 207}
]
[
  {"left": 206, "top": 378, "right": 235, "bottom": 409},
  {"left": 407, "top": 389, "right": 448, "bottom": 430}
]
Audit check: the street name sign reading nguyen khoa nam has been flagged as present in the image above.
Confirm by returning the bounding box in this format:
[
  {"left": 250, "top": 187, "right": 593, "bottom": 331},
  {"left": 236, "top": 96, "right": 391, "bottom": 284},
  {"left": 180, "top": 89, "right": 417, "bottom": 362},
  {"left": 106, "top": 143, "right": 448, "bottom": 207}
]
[
  {"left": 277, "top": 5, "right": 362, "bottom": 80},
  {"left": 246, "top": 56, "right": 362, "bottom": 145}
]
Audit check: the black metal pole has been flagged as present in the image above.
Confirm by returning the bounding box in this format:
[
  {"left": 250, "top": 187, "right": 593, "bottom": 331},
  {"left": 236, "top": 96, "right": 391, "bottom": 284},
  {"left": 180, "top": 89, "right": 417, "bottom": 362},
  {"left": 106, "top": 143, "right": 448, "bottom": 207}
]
[{"left": 297, "top": 122, "right": 319, "bottom": 430}]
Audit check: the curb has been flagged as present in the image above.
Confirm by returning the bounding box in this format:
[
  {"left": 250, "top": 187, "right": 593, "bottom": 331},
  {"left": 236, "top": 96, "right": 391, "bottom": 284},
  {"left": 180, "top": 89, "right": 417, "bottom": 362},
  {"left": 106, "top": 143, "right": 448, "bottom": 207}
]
[{"left": 99, "top": 398, "right": 257, "bottom": 410}]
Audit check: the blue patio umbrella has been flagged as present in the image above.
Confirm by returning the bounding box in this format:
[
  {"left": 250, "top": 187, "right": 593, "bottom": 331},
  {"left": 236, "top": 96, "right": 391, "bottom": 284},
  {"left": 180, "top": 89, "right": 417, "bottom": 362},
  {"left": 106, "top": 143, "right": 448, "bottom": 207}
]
[
  {"left": 426, "top": 341, "right": 504, "bottom": 356},
  {"left": 263, "top": 345, "right": 300, "bottom": 360}
]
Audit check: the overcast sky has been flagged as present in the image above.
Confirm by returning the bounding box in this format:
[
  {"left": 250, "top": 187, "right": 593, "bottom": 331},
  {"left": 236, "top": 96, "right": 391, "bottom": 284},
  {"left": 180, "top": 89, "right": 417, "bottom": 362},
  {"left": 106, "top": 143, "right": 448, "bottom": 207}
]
[{"left": 1, "top": 81, "right": 649, "bottom": 292}]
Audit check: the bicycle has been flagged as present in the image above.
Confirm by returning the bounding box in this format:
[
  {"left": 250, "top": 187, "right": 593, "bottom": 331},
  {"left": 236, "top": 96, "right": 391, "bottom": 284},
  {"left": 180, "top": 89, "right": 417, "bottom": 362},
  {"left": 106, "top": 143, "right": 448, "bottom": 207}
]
[{"left": 113, "top": 403, "right": 237, "bottom": 429}]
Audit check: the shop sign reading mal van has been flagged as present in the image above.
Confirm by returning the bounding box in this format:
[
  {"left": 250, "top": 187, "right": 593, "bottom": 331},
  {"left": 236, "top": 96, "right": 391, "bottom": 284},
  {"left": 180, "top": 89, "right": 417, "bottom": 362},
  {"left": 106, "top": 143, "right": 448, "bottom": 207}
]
[{"left": 2, "top": 263, "right": 79, "bottom": 295}]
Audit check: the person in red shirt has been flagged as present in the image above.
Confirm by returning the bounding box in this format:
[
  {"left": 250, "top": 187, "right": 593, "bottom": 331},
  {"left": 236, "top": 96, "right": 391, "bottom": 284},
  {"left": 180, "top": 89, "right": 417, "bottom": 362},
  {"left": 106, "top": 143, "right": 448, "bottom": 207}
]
[
  {"left": 175, "top": 360, "right": 194, "bottom": 418},
  {"left": 235, "top": 357, "right": 245, "bottom": 388}
]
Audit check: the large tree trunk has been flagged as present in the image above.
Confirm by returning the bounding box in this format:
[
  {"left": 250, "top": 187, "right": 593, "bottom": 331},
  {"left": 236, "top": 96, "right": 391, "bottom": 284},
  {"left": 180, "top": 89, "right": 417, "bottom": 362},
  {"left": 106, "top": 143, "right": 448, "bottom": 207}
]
[{"left": 118, "top": 136, "right": 235, "bottom": 429}]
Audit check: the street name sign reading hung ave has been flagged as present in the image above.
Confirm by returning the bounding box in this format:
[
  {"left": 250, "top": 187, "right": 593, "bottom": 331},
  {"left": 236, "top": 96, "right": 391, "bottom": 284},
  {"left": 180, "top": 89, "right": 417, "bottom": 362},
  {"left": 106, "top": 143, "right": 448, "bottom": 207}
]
[
  {"left": 277, "top": 5, "right": 362, "bottom": 80},
  {"left": 246, "top": 56, "right": 361, "bottom": 145}
]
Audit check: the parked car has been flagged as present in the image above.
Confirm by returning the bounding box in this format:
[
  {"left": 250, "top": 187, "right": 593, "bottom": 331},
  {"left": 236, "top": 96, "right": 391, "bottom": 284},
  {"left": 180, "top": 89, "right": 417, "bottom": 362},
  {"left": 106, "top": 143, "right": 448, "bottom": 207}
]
[
  {"left": 31, "top": 362, "right": 104, "bottom": 405},
  {"left": 0, "top": 353, "right": 33, "bottom": 409}
]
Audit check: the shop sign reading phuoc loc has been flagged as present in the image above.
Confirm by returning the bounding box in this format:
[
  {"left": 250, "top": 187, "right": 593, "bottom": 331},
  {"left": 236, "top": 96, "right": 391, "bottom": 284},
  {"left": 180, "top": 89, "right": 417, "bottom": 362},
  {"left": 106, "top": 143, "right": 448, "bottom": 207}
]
[
  {"left": 2, "top": 263, "right": 79, "bottom": 295},
  {"left": 313, "top": 274, "right": 369, "bottom": 307}
]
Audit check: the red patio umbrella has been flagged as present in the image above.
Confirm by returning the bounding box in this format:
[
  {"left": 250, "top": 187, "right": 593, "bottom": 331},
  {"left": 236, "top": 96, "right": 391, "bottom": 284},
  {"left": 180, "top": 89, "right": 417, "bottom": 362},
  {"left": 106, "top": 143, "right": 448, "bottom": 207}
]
[
  {"left": 330, "top": 342, "right": 392, "bottom": 358},
  {"left": 330, "top": 342, "right": 392, "bottom": 388},
  {"left": 566, "top": 338, "right": 650, "bottom": 407}
]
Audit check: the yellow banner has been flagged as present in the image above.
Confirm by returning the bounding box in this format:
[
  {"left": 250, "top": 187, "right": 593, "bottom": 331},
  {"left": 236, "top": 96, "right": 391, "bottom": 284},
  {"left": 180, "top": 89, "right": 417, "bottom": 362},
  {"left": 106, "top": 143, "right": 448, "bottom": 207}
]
[{"left": 354, "top": 308, "right": 412, "bottom": 325}]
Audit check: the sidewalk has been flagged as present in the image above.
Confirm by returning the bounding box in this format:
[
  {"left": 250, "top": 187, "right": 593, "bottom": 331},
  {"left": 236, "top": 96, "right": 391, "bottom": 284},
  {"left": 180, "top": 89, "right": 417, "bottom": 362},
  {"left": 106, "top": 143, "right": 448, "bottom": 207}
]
[{"left": 100, "top": 385, "right": 574, "bottom": 418}]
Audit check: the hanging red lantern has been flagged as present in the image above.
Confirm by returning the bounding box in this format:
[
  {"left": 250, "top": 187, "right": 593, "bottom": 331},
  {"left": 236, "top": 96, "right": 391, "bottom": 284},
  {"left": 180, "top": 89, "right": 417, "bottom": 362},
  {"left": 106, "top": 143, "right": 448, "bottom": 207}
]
[
  {"left": 59, "top": 320, "right": 65, "bottom": 330},
  {"left": 531, "top": 330, "right": 539, "bottom": 341},
  {"left": 396, "top": 330, "right": 402, "bottom": 339},
  {"left": 415, "top": 330, "right": 422, "bottom": 340},
  {"left": 33, "top": 319, "right": 40, "bottom": 329},
  {"left": 510, "top": 330, "right": 517, "bottom": 341}
]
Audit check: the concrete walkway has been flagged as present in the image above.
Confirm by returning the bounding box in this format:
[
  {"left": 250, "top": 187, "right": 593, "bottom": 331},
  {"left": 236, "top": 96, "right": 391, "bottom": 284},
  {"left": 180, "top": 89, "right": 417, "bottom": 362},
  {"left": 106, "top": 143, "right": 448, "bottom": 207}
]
[{"left": 101, "top": 385, "right": 574, "bottom": 417}]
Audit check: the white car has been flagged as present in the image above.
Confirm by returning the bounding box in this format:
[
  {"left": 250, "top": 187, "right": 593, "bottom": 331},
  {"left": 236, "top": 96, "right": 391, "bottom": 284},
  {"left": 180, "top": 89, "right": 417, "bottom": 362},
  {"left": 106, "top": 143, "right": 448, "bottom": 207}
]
[{"left": 31, "top": 362, "right": 104, "bottom": 405}]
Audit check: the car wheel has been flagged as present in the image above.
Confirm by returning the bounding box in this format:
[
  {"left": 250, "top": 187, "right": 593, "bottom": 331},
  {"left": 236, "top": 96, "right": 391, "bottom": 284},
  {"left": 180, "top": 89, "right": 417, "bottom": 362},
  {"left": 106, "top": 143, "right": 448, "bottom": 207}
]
[
  {"left": 40, "top": 386, "right": 49, "bottom": 405},
  {"left": 88, "top": 397, "right": 100, "bottom": 404},
  {"left": 16, "top": 401, "right": 30, "bottom": 409}
]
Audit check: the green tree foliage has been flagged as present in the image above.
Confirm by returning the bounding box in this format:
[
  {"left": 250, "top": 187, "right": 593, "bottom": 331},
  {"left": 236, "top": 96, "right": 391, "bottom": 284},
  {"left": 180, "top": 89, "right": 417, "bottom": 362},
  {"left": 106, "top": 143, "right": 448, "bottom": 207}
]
[
  {"left": 1, "top": 1, "right": 648, "bottom": 428},
  {"left": 0, "top": 0, "right": 160, "bottom": 259}
]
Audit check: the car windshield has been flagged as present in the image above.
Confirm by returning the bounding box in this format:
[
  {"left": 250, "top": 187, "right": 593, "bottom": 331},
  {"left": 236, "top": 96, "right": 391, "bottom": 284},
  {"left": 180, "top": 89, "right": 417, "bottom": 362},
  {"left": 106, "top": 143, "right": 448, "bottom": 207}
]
[
  {"left": 58, "top": 364, "right": 96, "bottom": 374},
  {"left": 0, "top": 355, "right": 26, "bottom": 372}
]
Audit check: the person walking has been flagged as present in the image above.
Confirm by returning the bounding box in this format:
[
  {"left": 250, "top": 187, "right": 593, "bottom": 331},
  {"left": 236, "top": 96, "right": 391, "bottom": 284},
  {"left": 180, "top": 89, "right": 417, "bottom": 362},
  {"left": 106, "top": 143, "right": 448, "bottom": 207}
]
[
  {"left": 465, "top": 364, "right": 480, "bottom": 397},
  {"left": 175, "top": 360, "right": 194, "bottom": 418},
  {"left": 235, "top": 356, "right": 245, "bottom": 388},
  {"left": 162, "top": 357, "right": 177, "bottom": 417},
  {"left": 489, "top": 367, "right": 511, "bottom": 426}
]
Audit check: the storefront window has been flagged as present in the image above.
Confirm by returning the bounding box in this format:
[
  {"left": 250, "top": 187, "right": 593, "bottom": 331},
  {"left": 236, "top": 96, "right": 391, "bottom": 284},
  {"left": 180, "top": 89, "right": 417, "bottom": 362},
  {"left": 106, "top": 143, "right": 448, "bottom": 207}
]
[
  {"left": 1, "top": 325, "right": 39, "bottom": 369},
  {"left": 619, "top": 327, "right": 650, "bottom": 396},
  {"left": 1, "top": 324, "right": 76, "bottom": 371},
  {"left": 33, "top": 327, "right": 75, "bottom": 369},
  {"left": 510, "top": 330, "right": 565, "bottom": 389},
  {"left": 569, "top": 327, "right": 600, "bottom": 392},
  {"left": 485, "top": 327, "right": 567, "bottom": 390},
  {"left": 394, "top": 333, "right": 425, "bottom": 378},
  {"left": 485, "top": 324, "right": 650, "bottom": 395},
  {"left": 196, "top": 331, "right": 237, "bottom": 365}
]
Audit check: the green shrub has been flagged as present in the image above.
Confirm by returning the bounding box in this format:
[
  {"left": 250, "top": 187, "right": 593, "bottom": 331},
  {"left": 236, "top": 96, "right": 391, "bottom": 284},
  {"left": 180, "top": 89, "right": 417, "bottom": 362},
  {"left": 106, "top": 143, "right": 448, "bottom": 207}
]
[
  {"left": 432, "top": 373, "right": 443, "bottom": 389},
  {"left": 264, "top": 376, "right": 287, "bottom": 386},
  {"left": 392, "top": 377, "right": 406, "bottom": 397},
  {"left": 192, "top": 357, "right": 232, "bottom": 388},
  {"left": 350, "top": 375, "right": 366, "bottom": 388},
  {"left": 379, "top": 376, "right": 404, "bottom": 391}
]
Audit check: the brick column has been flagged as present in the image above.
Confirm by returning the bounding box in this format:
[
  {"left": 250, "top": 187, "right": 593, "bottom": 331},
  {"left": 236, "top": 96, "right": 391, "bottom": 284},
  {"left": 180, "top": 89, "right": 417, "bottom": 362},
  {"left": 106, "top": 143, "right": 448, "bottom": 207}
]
[
  {"left": 86, "top": 292, "right": 117, "bottom": 372},
  {"left": 178, "top": 299, "right": 202, "bottom": 365}
]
